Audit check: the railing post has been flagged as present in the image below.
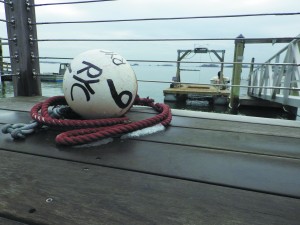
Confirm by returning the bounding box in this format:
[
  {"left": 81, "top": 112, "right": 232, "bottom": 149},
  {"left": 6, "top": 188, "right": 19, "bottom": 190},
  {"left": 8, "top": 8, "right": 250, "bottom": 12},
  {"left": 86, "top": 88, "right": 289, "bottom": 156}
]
[
  {"left": 247, "top": 57, "right": 255, "bottom": 95},
  {"left": 230, "top": 34, "right": 245, "bottom": 110},
  {"left": 175, "top": 50, "right": 181, "bottom": 85},
  {"left": 0, "top": 39, "right": 3, "bottom": 83},
  {"left": 4, "top": 0, "right": 41, "bottom": 96}
]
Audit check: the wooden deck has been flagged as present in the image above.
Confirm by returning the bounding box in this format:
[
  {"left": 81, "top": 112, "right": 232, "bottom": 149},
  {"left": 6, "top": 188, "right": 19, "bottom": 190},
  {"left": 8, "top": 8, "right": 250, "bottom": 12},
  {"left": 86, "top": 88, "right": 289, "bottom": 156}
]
[
  {"left": 163, "top": 84, "right": 230, "bottom": 97},
  {"left": 1, "top": 96, "right": 300, "bottom": 225}
]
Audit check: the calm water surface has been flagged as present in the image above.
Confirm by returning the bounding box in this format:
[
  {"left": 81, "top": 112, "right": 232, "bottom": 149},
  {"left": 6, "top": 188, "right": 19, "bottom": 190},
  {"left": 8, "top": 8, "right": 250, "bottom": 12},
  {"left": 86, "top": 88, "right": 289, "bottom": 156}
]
[{"left": 1, "top": 65, "right": 298, "bottom": 120}]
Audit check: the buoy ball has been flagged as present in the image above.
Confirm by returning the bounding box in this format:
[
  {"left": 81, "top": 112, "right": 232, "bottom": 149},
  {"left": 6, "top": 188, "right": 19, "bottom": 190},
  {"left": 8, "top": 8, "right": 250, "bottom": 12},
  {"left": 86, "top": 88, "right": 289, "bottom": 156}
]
[{"left": 63, "top": 49, "right": 138, "bottom": 119}]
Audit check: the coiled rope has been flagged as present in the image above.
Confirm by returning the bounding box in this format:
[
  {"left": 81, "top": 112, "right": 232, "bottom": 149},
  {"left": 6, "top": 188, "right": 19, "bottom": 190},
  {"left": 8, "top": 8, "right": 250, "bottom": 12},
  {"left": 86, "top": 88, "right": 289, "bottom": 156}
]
[{"left": 2, "top": 96, "right": 172, "bottom": 146}]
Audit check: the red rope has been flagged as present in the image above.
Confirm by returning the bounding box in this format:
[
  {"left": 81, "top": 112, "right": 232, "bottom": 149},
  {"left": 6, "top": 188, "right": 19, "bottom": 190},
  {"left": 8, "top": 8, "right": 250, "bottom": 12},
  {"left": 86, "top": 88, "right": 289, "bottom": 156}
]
[{"left": 30, "top": 96, "right": 172, "bottom": 146}]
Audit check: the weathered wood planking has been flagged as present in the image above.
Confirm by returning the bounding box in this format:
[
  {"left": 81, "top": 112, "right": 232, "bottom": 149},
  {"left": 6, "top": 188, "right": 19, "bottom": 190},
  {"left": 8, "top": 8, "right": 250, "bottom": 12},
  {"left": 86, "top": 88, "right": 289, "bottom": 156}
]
[
  {"left": 1, "top": 109, "right": 300, "bottom": 159},
  {"left": 1, "top": 106, "right": 300, "bottom": 160},
  {"left": 1, "top": 150, "right": 300, "bottom": 225},
  {"left": 1, "top": 96, "right": 300, "bottom": 224},
  {"left": 1, "top": 106, "right": 300, "bottom": 197},
  {"left": 0, "top": 217, "right": 28, "bottom": 225},
  {"left": 1, "top": 130, "right": 300, "bottom": 198}
]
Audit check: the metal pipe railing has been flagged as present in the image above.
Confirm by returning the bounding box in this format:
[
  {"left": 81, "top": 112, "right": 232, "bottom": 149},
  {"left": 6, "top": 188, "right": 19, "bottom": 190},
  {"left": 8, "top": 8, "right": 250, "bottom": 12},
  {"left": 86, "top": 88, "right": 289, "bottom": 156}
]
[
  {"left": 33, "top": 12, "right": 300, "bottom": 25},
  {"left": 3, "top": 0, "right": 300, "bottom": 105}
]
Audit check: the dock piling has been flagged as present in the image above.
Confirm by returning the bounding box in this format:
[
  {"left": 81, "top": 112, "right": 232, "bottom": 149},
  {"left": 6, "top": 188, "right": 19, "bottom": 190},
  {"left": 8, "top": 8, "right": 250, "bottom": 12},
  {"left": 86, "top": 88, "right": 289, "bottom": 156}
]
[
  {"left": 230, "top": 34, "right": 245, "bottom": 110},
  {"left": 0, "top": 39, "right": 3, "bottom": 83}
]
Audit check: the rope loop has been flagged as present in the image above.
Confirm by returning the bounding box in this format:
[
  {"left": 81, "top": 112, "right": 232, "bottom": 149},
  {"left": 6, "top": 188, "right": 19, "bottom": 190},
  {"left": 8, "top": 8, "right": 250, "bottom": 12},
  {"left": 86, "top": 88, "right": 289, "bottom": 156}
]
[
  {"left": 2, "top": 95, "right": 172, "bottom": 146},
  {"left": 134, "top": 96, "right": 155, "bottom": 106}
]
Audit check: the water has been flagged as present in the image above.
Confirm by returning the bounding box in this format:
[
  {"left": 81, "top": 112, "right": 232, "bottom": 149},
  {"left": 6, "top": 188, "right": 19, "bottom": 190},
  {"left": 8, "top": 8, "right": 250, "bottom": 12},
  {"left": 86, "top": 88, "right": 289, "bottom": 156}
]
[{"left": 1, "top": 65, "right": 299, "bottom": 120}]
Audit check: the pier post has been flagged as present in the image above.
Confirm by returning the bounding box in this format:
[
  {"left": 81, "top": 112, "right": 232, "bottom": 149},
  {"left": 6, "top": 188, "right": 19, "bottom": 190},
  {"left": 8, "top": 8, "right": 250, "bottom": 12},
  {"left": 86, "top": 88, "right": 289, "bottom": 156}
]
[
  {"left": 4, "top": 0, "right": 41, "bottom": 96},
  {"left": 247, "top": 57, "right": 255, "bottom": 95},
  {"left": 230, "top": 34, "right": 245, "bottom": 110},
  {"left": 175, "top": 50, "right": 192, "bottom": 87},
  {"left": 175, "top": 50, "right": 181, "bottom": 85},
  {"left": 0, "top": 39, "right": 3, "bottom": 83}
]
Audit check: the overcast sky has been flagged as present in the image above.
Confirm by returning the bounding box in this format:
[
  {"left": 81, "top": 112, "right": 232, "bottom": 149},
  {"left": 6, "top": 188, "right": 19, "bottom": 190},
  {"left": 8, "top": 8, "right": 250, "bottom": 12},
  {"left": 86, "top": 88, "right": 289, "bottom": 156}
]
[{"left": 1, "top": 0, "right": 300, "bottom": 72}]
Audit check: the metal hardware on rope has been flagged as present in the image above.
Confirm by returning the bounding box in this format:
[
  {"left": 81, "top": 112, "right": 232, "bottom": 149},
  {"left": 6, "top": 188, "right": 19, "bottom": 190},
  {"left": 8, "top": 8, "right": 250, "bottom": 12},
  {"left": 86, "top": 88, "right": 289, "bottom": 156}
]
[{"left": 2, "top": 96, "right": 172, "bottom": 146}]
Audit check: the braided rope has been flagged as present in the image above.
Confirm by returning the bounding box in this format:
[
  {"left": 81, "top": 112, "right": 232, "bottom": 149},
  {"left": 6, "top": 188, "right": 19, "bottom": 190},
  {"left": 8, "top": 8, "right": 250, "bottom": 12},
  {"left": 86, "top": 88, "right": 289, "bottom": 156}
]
[
  {"left": 30, "top": 96, "right": 172, "bottom": 146},
  {"left": 31, "top": 96, "right": 129, "bottom": 128}
]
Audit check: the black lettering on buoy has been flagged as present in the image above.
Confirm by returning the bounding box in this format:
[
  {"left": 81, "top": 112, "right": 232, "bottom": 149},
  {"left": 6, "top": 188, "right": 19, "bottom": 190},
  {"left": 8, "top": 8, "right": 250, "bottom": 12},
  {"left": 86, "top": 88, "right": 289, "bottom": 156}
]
[
  {"left": 112, "top": 57, "right": 125, "bottom": 66},
  {"left": 71, "top": 83, "right": 90, "bottom": 101},
  {"left": 103, "top": 52, "right": 126, "bottom": 66},
  {"left": 77, "top": 61, "right": 102, "bottom": 78},
  {"left": 107, "top": 79, "right": 133, "bottom": 109},
  {"left": 70, "top": 75, "right": 100, "bottom": 102}
]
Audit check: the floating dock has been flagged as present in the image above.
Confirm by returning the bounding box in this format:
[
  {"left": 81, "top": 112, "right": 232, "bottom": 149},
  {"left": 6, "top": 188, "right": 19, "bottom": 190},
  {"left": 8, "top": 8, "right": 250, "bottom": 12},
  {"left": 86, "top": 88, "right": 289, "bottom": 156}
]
[
  {"left": 164, "top": 84, "right": 230, "bottom": 104},
  {"left": 0, "top": 96, "right": 300, "bottom": 224},
  {"left": 164, "top": 47, "right": 231, "bottom": 105}
]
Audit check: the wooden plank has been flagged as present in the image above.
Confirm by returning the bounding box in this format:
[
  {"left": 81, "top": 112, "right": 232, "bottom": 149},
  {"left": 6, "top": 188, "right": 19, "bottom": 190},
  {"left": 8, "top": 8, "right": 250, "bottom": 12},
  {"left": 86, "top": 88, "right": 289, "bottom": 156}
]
[
  {"left": 1, "top": 98, "right": 300, "bottom": 197},
  {"left": 1, "top": 130, "right": 300, "bottom": 198},
  {"left": 0, "top": 217, "right": 28, "bottom": 225},
  {"left": 1, "top": 150, "right": 300, "bottom": 225},
  {"left": 0, "top": 110, "right": 33, "bottom": 124},
  {"left": 0, "top": 96, "right": 47, "bottom": 112},
  {"left": 1, "top": 95, "right": 299, "bottom": 132},
  {"left": 136, "top": 126, "right": 300, "bottom": 159},
  {"left": 163, "top": 84, "right": 230, "bottom": 96},
  {"left": 130, "top": 108, "right": 300, "bottom": 139},
  {"left": 1, "top": 109, "right": 300, "bottom": 159},
  {"left": 2, "top": 108, "right": 300, "bottom": 140}
]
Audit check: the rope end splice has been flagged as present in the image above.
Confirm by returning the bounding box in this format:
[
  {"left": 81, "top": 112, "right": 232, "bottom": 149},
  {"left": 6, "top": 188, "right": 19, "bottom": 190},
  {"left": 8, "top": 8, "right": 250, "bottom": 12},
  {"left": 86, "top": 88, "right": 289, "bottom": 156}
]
[{"left": 2, "top": 96, "right": 172, "bottom": 146}]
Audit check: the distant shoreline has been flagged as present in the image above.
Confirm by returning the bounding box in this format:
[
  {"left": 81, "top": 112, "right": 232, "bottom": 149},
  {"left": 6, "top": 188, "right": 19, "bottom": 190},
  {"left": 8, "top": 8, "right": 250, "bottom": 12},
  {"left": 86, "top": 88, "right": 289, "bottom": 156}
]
[{"left": 130, "top": 63, "right": 250, "bottom": 68}]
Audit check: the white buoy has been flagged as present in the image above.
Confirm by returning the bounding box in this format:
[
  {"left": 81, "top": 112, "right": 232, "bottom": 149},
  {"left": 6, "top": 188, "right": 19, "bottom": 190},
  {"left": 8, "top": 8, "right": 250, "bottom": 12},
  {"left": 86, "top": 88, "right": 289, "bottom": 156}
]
[{"left": 63, "top": 49, "right": 138, "bottom": 119}]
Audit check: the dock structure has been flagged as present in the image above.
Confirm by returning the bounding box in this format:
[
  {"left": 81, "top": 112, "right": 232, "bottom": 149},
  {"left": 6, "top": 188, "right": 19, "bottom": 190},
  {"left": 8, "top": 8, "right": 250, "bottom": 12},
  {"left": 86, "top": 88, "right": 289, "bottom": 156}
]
[
  {"left": 1, "top": 96, "right": 300, "bottom": 224},
  {"left": 164, "top": 84, "right": 230, "bottom": 103},
  {"left": 163, "top": 48, "right": 230, "bottom": 104},
  {"left": 247, "top": 36, "right": 300, "bottom": 109},
  {"left": 1, "top": 1, "right": 300, "bottom": 223}
]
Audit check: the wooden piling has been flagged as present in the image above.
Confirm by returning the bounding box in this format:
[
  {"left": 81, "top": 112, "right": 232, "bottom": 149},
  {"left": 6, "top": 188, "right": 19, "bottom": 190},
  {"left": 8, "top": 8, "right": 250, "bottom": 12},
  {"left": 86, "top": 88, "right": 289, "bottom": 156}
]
[{"left": 230, "top": 34, "right": 245, "bottom": 109}]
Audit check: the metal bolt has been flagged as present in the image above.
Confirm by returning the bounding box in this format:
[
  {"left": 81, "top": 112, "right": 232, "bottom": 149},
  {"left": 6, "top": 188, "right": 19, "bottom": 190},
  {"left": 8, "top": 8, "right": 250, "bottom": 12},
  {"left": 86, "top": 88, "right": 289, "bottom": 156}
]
[
  {"left": 13, "top": 51, "right": 19, "bottom": 62},
  {"left": 26, "top": 0, "right": 31, "bottom": 11},
  {"left": 27, "top": 18, "right": 32, "bottom": 30},
  {"left": 12, "top": 35, "right": 17, "bottom": 45},
  {"left": 8, "top": 0, "right": 14, "bottom": 10},
  {"left": 32, "top": 69, "right": 37, "bottom": 79},
  {"left": 16, "top": 71, "right": 20, "bottom": 79},
  {"left": 29, "top": 35, "right": 34, "bottom": 46},
  {"left": 10, "top": 16, "right": 15, "bottom": 27},
  {"left": 46, "top": 198, "right": 53, "bottom": 203},
  {"left": 30, "top": 52, "right": 35, "bottom": 60}
]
